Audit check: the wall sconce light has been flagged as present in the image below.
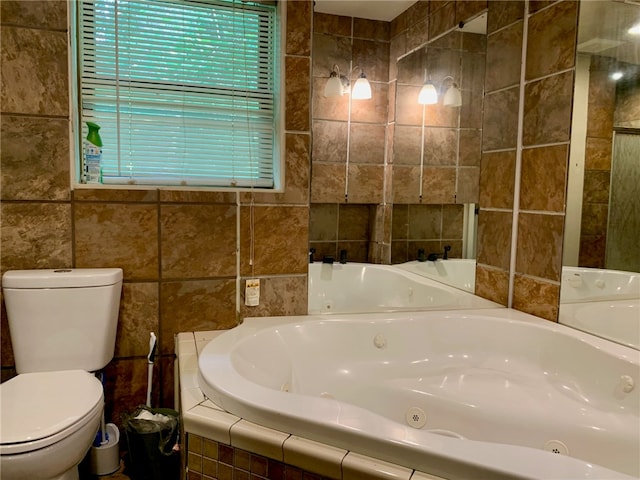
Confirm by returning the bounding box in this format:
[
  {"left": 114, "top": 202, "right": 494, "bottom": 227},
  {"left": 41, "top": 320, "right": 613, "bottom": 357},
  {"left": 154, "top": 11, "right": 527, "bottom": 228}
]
[
  {"left": 324, "top": 65, "right": 372, "bottom": 100},
  {"left": 418, "top": 73, "right": 462, "bottom": 107}
]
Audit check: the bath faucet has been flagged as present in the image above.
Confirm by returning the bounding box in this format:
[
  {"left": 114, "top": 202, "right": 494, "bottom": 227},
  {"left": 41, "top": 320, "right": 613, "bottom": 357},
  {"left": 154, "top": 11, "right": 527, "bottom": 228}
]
[
  {"left": 339, "top": 249, "right": 347, "bottom": 264},
  {"left": 417, "top": 248, "right": 426, "bottom": 262},
  {"left": 427, "top": 252, "right": 439, "bottom": 262},
  {"left": 323, "top": 255, "right": 334, "bottom": 264},
  {"left": 443, "top": 245, "right": 451, "bottom": 260},
  {"left": 309, "top": 248, "right": 316, "bottom": 263}
]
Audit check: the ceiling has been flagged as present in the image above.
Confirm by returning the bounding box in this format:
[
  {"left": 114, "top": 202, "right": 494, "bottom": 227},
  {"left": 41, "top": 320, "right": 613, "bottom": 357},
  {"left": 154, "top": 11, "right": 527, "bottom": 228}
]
[{"left": 313, "top": 0, "right": 417, "bottom": 22}]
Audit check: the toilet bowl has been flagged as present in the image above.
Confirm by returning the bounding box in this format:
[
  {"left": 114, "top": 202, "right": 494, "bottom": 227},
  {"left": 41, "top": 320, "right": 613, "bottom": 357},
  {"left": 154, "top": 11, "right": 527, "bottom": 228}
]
[{"left": 0, "top": 370, "right": 105, "bottom": 480}]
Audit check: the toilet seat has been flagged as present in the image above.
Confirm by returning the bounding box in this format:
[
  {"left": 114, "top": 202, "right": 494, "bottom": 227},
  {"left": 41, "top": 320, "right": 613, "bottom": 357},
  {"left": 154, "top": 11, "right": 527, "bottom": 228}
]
[{"left": 0, "top": 370, "right": 104, "bottom": 455}]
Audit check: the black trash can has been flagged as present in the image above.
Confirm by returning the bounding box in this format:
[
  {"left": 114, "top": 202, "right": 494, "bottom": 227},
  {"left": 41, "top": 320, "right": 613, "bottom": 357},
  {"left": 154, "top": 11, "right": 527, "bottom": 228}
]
[{"left": 122, "top": 406, "right": 180, "bottom": 480}]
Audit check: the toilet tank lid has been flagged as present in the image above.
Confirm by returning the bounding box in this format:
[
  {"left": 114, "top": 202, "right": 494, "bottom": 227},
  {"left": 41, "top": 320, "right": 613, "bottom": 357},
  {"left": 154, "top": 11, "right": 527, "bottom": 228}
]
[{"left": 2, "top": 268, "right": 123, "bottom": 288}]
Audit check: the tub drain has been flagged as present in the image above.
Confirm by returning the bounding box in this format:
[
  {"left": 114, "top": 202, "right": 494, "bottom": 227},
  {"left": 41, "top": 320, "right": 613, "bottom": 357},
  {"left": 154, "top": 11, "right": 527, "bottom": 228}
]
[
  {"left": 405, "top": 407, "right": 427, "bottom": 429},
  {"left": 544, "top": 440, "right": 569, "bottom": 455}
]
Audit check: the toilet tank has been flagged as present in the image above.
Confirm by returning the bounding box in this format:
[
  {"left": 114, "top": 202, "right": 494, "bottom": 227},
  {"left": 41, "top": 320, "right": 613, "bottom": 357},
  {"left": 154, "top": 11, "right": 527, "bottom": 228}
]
[{"left": 2, "top": 268, "right": 123, "bottom": 374}]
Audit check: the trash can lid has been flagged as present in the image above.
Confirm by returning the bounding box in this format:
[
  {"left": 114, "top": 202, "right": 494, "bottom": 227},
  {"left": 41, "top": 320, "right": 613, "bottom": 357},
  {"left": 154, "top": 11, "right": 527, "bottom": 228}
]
[{"left": 0, "top": 370, "right": 103, "bottom": 445}]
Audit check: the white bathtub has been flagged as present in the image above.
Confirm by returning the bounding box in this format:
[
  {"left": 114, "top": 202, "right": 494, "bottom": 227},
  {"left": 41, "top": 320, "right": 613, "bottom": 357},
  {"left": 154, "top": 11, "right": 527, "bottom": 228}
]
[
  {"left": 198, "top": 309, "right": 640, "bottom": 479},
  {"left": 308, "top": 262, "right": 497, "bottom": 314},
  {"left": 559, "top": 267, "right": 640, "bottom": 350},
  {"left": 396, "top": 259, "right": 476, "bottom": 292}
]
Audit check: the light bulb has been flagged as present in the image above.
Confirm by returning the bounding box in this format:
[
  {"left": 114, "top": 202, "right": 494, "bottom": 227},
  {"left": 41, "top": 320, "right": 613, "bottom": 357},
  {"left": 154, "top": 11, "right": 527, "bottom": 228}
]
[
  {"left": 352, "top": 73, "right": 372, "bottom": 100},
  {"left": 324, "top": 73, "right": 344, "bottom": 97},
  {"left": 418, "top": 82, "right": 438, "bottom": 104}
]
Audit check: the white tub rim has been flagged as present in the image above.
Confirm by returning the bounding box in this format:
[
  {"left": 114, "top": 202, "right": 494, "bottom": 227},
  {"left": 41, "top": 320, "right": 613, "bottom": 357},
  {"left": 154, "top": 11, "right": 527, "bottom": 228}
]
[{"left": 197, "top": 308, "right": 639, "bottom": 480}]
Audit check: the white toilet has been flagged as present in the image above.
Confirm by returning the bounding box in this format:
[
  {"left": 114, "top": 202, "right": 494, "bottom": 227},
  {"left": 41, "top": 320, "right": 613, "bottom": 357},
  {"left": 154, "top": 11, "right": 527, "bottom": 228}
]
[{"left": 0, "top": 268, "right": 123, "bottom": 480}]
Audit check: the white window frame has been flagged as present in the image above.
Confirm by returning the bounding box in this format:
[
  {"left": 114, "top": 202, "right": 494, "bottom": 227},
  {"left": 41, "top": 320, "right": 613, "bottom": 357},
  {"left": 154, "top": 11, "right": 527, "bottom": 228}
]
[{"left": 69, "top": 0, "right": 284, "bottom": 191}]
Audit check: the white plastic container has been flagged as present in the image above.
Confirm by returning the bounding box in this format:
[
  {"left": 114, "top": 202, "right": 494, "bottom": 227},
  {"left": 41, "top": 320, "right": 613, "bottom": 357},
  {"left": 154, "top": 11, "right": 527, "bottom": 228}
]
[{"left": 89, "top": 423, "right": 120, "bottom": 476}]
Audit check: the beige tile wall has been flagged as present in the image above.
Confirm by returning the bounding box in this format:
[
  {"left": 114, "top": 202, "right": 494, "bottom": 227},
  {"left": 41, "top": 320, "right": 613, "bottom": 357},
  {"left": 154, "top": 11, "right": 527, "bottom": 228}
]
[
  {"left": 476, "top": 0, "right": 578, "bottom": 321},
  {"left": 0, "top": 0, "right": 313, "bottom": 424}
]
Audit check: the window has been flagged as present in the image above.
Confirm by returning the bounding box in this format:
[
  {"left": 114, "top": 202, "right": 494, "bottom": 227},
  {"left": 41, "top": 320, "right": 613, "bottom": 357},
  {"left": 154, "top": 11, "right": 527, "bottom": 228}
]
[{"left": 75, "top": 0, "right": 280, "bottom": 188}]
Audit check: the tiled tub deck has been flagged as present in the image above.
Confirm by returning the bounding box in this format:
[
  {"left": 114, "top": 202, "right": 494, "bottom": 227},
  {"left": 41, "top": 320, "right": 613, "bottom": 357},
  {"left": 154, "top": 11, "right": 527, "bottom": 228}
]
[{"left": 176, "top": 331, "right": 443, "bottom": 480}]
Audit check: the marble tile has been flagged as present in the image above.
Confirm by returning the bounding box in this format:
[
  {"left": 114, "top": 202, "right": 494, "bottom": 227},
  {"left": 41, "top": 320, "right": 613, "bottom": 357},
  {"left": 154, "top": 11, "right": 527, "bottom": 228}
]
[
  {"left": 388, "top": 81, "right": 397, "bottom": 122},
  {"left": 584, "top": 137, "right": 613, "bottom": 171},
  {"left": 392, "top": 205, "right": 409, "bottom": 240},
  {"left": 312, "top": 32, "right": 352, "bottom": 79},
  {"left": 160, "top": 279, "right": 237, "bottom": 354},
  {"left": 393, "top": 126, "right": 422, "bottom": 165},
  {"left": 476, "top": 209, "right": 512, "bottom": 270},
  {"left": 459, "top": 88, "right": 483, "bottom": 129},
  {"left": 239, "top": 206, "right": 309, "bottom": 275},
  {"left": 485, "top": 21, "right": 523, "bottom": 92},
  {"left": 309, "top": 204, "right": 338, "bottom": 241},
  {"left": 159, "top": 190, "right": 233, "bottom": 204},
  {"left": 580, "top": 203, "right": 608, "bottom": 236},
  {"left": 311, "top": 163, "right": 347, "bottom": 203},
  {"left": 390, "top": 9, "right": 407, "bottom": 39},
  {"left": 312, "top": 120, "right": 348, "bottom": 163},
  {"left": 475, "top": 263, "right": 509, "bottom": 306},
  {"left": 347, "top": 164, "right": 384, "bottom": 204},
  {"left": 313, "top": 12, "right": 351, "bottom": 37},
  {"left": 338, "top": 204, "right": 372, "bottom": 240},
  {"left": 519, "top": 144, "right": 568, "bottom": 213},
  {"left": 408, "top": 204, "right": 442, "bottom": 239},
  {"left": 442, "top": 204, "right": 464, "bottom": 238},
  {"left": 1, "top": 115, "right": 70, "bottom": 201},
  {"left": 578, "top": 235, "right": 606, "bottom": 269},
  {"left": 523, "top": 71, "right": 573, "bottom": 146},
  {"left": 422, "top": 167, "right": 456, "bottom": 204},
  {"left": 285, "top": 56, "right": 310, "bottom": 132},
  {"left": 423, "top": 128, "right": 457, "bottom": 166},
  {"left": 456, "top": 166, "right": 480, "bottom": 204},
  {"left": 482, "top": 87, "right": 519, "bottom": 151},
  {"left": 339, "top": 240, "right": 370, "bottom": 263},
  {"left": 479, "top": 150, "right": 515, "bottom": 209},
  {"left": 239, "top": 275, "right": 308, "bottom": 319},
  {"left": 1, "top": 0, "right": 67, "bottom": 30},
  {"left": 406, "top": 17, "right": 429, "bottom": 52},
  {"left": 353, "top": 39, "right": 389, "bottom": 84},
  {"left": 456, "top": 1, "right": 487, "bottom": 26},
  {"left": 526, "top": 1, "right": 577, "bottom": 80},
  {"left": 351, "top": 82, "right": 388, "bottom": 124},
  {"left": 391, "top": 240, "right": 409, "bottom": 264},
  {"left": 586, "top": 102, "right": 615, "bottom": 140},
  {"left": 513, "top": 275, "right": 560, "bottom": 322},
  {"left": 516, "top": 212, "right": 564, "bottom": 282},
  {"left": 286, "top": 1, "right": 312, "bottom": 56},
  {"left": 458, "top": 129, "right": 482, "bottom": 166},
  {"left": 160, "top": 204, "right": 236, "bottom": 279},
  {"left": 349, "top": 123, "right": 386, "bottom": 164},
  {"left": 312, "top": 77, "right": 350, "bottom": 122},
  {"left": 429, "top": 1, "right": 455, "bottom": 41},
  {"left": 392, "top": 165, "right": 421, "bottom": 204},
  {"left": 114, "top": 282, "right": 159, "bottom": 358},
  {"left": 353, "top": 18, "right": 390, "bottom": 42},
  {"left": 73, "top": 189, "right": 157, "bottom": 203},
  {"left": 395, "top": 84, "right": 423, "bottom": 126},
  {"left": 104, "top": 358, "right": 150, "bottom": 425},
  {"left": 529, "top": 0, "right": 559, "bottom": 14},
  {"left": 244, "top": 133, "right": 311, "bottom": 205},
  {"left": 582, "top": 170, "right": 610, "bottom": 204},
  {"left": 74, "top": 203, "right": 158, "bottom": 279},
  {"left": 1, "top": 305, "right": 15, "bottom": 367},
  {"left": 1, "top": 202, "right": 72, "bottom": 271},
  {"left": 487, "top": 1, "right": 524, "bottom": 34},
  {"left": 1, "top": 26, "right": 68, "bottom": 116}
]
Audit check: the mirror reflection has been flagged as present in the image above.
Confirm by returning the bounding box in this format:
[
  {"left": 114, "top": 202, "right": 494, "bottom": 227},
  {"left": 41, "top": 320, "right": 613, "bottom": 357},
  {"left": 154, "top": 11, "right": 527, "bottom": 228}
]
[
  {"left": 560, "top": 0, "right": 640, "bottom": 349},
  {"left": 309, "top": 7, "right": 487, "bottom": 292}
]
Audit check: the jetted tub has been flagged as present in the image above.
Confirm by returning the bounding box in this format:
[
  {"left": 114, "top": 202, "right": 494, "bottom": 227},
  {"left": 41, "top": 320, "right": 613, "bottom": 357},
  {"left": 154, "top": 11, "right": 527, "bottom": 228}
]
[
  {"left": 396, "top": 259, "right": 476, "bottom": 292},
  {"left": 308, "top": 262, "right": 498, "bottom": 314},
  {"left": 198, "top": 308, "right": 640, "bottom": 479},
  {"left": 559, "top": 267, "right": 640, "bottom": 350}
]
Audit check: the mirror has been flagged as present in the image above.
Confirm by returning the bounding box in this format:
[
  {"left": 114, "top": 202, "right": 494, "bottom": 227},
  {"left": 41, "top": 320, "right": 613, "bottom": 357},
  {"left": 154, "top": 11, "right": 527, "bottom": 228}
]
[
  {"left": 309, "top": 6, "right": 487, "bottom": 293},
  {"left": 560, "top": 0, "right": 640, "bottom": 349}
]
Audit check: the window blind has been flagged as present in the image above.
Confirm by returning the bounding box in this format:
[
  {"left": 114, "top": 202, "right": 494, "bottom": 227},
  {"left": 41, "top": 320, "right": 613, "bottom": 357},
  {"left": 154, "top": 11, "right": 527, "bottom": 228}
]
[{"left": 77, "top": 0, "right": 278, "bottom": 187}]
